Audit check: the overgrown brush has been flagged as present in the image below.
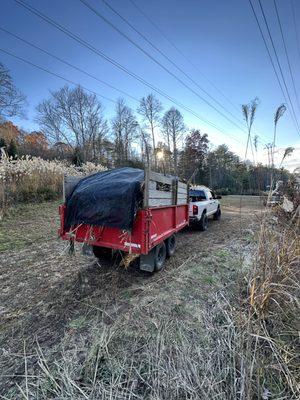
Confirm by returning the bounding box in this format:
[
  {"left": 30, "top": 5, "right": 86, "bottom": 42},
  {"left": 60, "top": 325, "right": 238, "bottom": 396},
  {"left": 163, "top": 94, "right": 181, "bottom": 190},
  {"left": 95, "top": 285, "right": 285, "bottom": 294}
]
[
  {"left": 0, "top": 156, "right": 106, "bottom": 212},
  {"left": 11, "top": 293, "right": 244, "bottom": 400},
  {"left": 3, "top": 195, "right": 299, "bottom": 399},
  {"left": 244, "top": 209, "right": 300, "bottom": 398}
]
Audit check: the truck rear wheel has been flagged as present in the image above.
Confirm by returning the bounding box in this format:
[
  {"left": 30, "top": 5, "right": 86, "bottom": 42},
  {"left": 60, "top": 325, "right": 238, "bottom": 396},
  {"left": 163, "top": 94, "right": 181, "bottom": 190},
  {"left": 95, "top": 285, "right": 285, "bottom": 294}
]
[
  {"left": 199, "top": 213, "right": 208, "bottom": 231},
  {"left": 166, "top": 234, "right": 176, "bottom": 257},
  {"left": 154, "top": 242, "right": 167, "bottom": 271}
]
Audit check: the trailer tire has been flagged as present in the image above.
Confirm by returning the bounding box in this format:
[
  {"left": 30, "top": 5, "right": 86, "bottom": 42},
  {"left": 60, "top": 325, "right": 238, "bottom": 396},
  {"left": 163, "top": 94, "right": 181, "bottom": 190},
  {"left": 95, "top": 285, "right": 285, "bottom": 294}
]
[
  {"left": 166, "top": 234, "right": 176, "bottom": 257},
  {"left": 154, "top": 242, "right": 167, "bottom": 271},
  {"left": 213, "top": 207, "right": 221, "bottom": 221},
  {"left": 92, "top": 246, "right": 112, "bottom": 260},
  {"left": 199, "top": 212, "right": 208, "bottom": 231}
]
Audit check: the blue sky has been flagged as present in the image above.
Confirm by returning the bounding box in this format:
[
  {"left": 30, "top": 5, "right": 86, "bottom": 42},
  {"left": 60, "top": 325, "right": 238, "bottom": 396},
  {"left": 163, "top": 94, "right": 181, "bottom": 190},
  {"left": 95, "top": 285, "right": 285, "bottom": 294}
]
[{"left": 0, "top": 0, "right": 300, "bottom": 168}]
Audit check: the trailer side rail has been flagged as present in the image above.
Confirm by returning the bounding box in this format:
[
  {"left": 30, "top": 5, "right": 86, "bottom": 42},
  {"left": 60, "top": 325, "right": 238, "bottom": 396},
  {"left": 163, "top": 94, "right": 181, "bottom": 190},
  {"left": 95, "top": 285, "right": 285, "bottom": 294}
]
[{"left": 144, "top": 169, "right": 188, "bottom": 208}]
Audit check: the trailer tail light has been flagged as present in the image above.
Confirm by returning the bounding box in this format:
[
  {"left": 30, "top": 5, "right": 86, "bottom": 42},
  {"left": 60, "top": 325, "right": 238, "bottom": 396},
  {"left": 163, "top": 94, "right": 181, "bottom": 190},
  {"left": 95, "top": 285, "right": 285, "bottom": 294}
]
[{"left": 193, "top": 205, "right": 198, "bottom": 215}]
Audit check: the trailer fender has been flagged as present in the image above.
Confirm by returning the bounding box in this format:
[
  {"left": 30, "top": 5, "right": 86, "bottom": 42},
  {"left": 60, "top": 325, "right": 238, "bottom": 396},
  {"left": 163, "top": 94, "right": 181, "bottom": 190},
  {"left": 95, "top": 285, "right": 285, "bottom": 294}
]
[{"left": 139, "top": 247, "right": 156, "bottom": 272}]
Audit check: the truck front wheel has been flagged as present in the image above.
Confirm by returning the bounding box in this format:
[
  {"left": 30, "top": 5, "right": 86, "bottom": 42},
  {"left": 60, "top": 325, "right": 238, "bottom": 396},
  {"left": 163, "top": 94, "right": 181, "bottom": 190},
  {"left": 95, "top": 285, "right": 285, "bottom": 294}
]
[
  {"left": 199, "top": 213, "right": 208, "bottom": 231},
  {"left": 154, "top": 242, "right": 167, "bottom": 271},
  {"left": 213, "top": 207, "right": 221, "bottom": 221}
]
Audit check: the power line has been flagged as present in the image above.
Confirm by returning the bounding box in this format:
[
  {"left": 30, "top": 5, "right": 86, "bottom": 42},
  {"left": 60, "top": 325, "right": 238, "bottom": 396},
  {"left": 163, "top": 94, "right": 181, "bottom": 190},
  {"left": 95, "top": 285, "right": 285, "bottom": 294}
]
[
  {"left": 257, "top": 0, "right": 300, "bottom": 135},
  {"left": 80, "top": 0, "right": 250, "bottom": 134},
  {"left": 0, "top": 47, "right": 117, "bottom": 104},
  {"left": 14, "top": 0, "right": 243, "bottom": 143},
  {"left": 98, "top": 0, "right": 245, "bottom": 128},
  {"left": 273, "top": 0, "right": 300, "bottom": 113},
  {"left": 0, "top": 26, "right": 139, "bottom": 103},
  {"left": 290, "top": 0, "right": 300, "bottom": 64},
  {"left": 123, "top": 0, "right": 269, "bottom": 144},
  {"left": 128, "top": 0, "right": 241, "bottom": 115},
  {"left": 248, "top": 0, "right": 285, "bottom": 102},
  {"left": 248, "top": 0, "right": 300, "bottom": 138}
]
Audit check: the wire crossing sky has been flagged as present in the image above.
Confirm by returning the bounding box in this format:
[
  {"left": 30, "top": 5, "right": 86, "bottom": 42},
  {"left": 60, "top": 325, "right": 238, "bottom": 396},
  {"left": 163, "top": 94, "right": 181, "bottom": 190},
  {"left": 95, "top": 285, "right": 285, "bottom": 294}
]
[{"left": 0, "top": 0, "right": 299, "bottom": 168}]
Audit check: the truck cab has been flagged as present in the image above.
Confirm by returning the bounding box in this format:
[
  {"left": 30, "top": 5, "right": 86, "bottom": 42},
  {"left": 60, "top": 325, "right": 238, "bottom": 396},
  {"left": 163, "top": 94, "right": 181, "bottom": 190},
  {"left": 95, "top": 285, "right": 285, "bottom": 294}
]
[{"left": 188, "top": 185, "right": 221, "bottom": 231}]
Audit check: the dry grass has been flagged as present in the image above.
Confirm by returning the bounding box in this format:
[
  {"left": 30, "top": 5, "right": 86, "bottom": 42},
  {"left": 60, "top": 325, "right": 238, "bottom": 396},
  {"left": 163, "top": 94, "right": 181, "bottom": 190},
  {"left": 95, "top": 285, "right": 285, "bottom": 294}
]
[
  {"left": 0, "top": 156, "right": 106, "bottom": 213},
  {"left": 243, "top": 209, "right": 300, "bottom": 399},
  {"left": 1, "top": 195, "right": 299, "bottom": 399},
  {"left": 2, "top": 236, "right": 254, "bottom": 400},
  {"left": 27, "top": 214, "right": 299, "bottom": 399},
  {"left": 6, "top": 248, "right": 246, "bottom": 400},
  {"left": 30, "top": 301, "right": 241, "bottom": 400}
]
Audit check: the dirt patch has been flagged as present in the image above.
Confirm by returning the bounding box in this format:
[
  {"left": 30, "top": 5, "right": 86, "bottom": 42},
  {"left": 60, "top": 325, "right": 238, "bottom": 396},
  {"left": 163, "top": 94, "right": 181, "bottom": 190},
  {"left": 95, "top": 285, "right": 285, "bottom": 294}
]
[{"left": 0, "top": 196, "right": 262, "bottom": 395}]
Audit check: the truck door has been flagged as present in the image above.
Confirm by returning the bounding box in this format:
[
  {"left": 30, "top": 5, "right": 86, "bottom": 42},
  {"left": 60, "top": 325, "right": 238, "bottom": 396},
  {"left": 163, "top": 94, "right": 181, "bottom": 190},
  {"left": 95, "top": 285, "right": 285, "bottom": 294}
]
[{"left": 206, "top": 189, "right": 217, "bottom": 215}]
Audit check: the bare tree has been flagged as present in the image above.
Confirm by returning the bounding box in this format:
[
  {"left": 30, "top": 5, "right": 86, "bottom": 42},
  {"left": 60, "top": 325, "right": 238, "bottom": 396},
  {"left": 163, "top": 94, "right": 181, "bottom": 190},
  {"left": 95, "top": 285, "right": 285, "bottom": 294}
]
[
  {"left": 36, "top": 99, "right": 66, "bottom": 144},
  {"left": 112, "top": 99, "right": 139, "bottom": 166},
  {"left": 137, "top": 93, "right": 162, "bottom": 169},
  {"left": 0, "top": 63, "right": 26, "bottom": 120},
  {"left": 162, "top": 107, "right": 185, "bottom": 175},
  {"left": 162, "top": 115, "right": 171, "bottom": 151},
  {"left": 36, "top": 85, "right": 108, "bottom": 162},
  {"left": 139, "top": 127, "right": 151, "bottom": 167}
]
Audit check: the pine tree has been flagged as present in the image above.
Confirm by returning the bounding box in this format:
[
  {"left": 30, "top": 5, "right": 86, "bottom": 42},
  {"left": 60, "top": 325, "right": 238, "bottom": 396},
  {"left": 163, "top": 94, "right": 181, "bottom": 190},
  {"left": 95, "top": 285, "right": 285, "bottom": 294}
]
[
  {"left": 7, "top": 139, "right": 18, "bottom": 158},
  {"left": 72, "top": 147, "right": 84, "bottom": 166},
  {"left": 0, "top": 137, "right": 6, "bottom": 148}
]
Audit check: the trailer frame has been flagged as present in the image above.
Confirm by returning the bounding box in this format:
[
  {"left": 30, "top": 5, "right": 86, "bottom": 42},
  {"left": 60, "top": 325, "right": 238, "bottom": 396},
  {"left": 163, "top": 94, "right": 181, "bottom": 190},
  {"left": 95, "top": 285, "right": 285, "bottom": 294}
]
[{"left": 59, "top": 169, "right": 189, "bottom": 272}]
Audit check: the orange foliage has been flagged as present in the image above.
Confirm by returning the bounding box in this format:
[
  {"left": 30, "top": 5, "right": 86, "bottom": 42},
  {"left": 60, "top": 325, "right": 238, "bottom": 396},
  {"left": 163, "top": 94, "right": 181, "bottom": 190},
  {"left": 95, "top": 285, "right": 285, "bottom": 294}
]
[
  {"left": 23, "top": 131, "right": 49, "bottom": 149},
  {"left": 0, "top": 121, "right": 20, "bottom": 143}
]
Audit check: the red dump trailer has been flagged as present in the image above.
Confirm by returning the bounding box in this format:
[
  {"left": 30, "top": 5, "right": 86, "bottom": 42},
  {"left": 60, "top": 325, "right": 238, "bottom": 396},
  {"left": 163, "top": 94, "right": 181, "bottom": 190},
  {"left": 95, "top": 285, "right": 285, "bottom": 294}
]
[{"left": 59, "top": 169, "right": 188, "bottom": 272}]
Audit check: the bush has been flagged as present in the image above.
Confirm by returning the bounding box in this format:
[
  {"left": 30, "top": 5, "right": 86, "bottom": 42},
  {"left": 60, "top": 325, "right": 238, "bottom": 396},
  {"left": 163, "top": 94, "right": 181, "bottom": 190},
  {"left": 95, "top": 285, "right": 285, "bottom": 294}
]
[
  {"left": 215, "top": 188, "right": 231, "bottom": 196},
  {"left": 244, "top": 208, "right": 300, "bottom": 398},
  {"left": 0, "top": 156, "right": 106, "bottom": 211},
  {"left": 17, "top": 186, "right": 59, "bottom": 203},
  {"left": 214, "top": 188, "right": 261, "bottom": 196}
]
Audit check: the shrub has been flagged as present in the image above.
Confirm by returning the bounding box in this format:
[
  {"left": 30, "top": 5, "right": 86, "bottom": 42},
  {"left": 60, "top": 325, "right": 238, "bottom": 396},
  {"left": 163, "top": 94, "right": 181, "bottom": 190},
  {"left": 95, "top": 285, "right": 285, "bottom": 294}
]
[
  {"left": 0, "top": 156, "right": 106, "bottom": 212},
  {"left": 215, "top": 188, "right": 231, "bottom": 196},
  {"left": 244, "top": 209, "right": 300, "bottom": 398}
]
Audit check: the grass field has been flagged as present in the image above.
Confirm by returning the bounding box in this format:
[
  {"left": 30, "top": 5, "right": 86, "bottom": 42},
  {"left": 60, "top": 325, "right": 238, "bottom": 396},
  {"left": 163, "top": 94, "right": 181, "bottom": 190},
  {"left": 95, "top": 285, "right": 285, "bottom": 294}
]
[{"left": 0, "top": 195, "right": 283, "bottom": 398}]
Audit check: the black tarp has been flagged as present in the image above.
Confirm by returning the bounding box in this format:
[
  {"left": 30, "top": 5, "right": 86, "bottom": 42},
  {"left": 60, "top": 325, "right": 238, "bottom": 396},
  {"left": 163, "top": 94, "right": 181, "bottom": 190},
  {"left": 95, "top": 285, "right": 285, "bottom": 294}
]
[{"left": 64, "top": 167, "right": 144, "bottom": 231}]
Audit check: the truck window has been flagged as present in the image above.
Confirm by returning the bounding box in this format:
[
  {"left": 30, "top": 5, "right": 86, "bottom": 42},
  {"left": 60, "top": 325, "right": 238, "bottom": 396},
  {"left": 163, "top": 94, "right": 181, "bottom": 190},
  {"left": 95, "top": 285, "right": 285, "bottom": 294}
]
[{"left": 189, "top": 190, "right": 206, "bottom": 201}]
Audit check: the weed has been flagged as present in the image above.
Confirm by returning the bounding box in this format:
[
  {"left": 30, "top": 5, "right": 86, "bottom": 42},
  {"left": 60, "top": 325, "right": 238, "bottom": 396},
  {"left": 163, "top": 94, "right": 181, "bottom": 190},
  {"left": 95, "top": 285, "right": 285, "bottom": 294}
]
[
  {"left": 201, "top": 275, "right": 215, "bottom": 285},
  {"left": 68, "top": 316, "right": 87, "bottom": 330}
]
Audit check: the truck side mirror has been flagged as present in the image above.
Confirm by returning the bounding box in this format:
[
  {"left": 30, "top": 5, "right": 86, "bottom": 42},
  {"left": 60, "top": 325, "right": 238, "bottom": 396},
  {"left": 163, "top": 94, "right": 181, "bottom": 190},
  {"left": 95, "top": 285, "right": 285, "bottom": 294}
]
[{"left": 216, "top": 195, "right": 222, "bottom": 199}]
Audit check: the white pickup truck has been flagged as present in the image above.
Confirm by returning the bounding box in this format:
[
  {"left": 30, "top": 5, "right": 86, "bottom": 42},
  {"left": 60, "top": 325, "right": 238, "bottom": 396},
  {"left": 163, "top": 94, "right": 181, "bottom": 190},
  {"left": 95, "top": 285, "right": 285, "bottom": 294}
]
[{"left": 188, "top": 185, "right": 221, "bottom": 231}]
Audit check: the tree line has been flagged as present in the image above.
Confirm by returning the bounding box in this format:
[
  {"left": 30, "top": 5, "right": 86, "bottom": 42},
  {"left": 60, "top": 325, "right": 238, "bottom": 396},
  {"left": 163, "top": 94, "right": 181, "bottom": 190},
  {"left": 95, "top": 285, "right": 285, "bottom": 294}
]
[{"left": 0, "top": 62, "right": 291, "bottom": 194}]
